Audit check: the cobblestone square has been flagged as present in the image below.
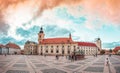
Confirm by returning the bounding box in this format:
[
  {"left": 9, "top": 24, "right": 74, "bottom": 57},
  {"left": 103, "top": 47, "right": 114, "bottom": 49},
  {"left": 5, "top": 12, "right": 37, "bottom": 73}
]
[
  {"left": 84, "top": 67, "right": 104, "bottom": 72},
  {"left": 13, "top": 64, "right": 27, "bottom": 67},
  {"left": 65, "top": 65, "right": 79, "bottom": 69},
  {"left": 41, "top": 68, "right": 66, "bottom": 73},
  {"left": 6, "top": 70, "right": 29, "bottom": 73},
  {"left": 35, "top": 64, "right": 48, "bottom": 67},
  {"left": 0, "top": 55, "right": 120, "bottom": 73},
  {"left": 115, "top": 66, "right": 120, "bottom": 73}
]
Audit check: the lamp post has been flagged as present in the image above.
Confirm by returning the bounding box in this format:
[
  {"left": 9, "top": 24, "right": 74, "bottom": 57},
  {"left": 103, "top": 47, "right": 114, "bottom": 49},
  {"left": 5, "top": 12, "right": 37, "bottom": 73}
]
[{"left": 96, "top": 47, "right": 98, "bottom": 57}]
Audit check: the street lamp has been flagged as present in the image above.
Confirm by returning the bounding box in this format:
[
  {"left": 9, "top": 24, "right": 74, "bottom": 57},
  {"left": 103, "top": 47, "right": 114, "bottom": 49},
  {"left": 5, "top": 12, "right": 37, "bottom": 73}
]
[{"left": 96, "top": 47, "right": 98, "bottom": 57}]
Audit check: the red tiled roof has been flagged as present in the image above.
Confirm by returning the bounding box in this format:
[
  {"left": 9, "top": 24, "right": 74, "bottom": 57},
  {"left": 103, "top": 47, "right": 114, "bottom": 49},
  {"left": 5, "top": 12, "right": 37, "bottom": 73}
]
[
  {"left": 114, "top": 46, "right": 120, "bottom": 51},
  {"left": 41, "top": 38, "right": 76, "bottom": 44},
  {"left": 77, "top": 42, "right": 97, "bottom": 47},
  {"left": 6, "top": 43, "right": 21, "bottom": 49}
]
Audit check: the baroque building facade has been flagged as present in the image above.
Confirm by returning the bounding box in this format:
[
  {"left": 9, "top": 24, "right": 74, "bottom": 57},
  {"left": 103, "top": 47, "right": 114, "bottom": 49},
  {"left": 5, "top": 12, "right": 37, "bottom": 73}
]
[
  {"left": 24, "top": 41, "right": 37, "bottom": 55},
  {"left": 37, "top": 27, "right": 101, "bottom": 56}
]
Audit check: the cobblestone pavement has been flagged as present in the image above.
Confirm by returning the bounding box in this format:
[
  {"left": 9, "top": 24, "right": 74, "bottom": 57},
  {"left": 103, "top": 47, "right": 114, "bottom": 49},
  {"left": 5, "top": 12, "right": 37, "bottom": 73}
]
[{"left": 0, "top": 55, "right": 120, "bottom": 73}]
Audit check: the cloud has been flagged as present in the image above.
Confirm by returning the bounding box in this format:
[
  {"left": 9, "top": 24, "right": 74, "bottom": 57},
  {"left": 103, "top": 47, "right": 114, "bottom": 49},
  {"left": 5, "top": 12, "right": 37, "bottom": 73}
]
[
  {"left": 43, "top": 25, "right": 72, "bottom": 38},
  {"left": 0, "top": 0, "right": 81, "bottom": 23},
  {"left": 16, "top": 26, "right": 39, "bottom": 38},
  {"left": 15, "top": 26, "right": 40, "bottom": 44},
  {"left": 0, "top": 35, "right": 25, "bottom": 46},
  {"left": 54, "top": 7, "right": 86, "bottom": 24},
  {"left": 0, "top": 21, "right": 9, "bottom": 34},
  {"left": 103, "top": 41, "right": 120, "bottom": 49},
  {"left": 0, "top": 0, "right": 120, "bottom": 49},
  {"left": 0, "top": 0, "right": 120, "bottom": 35},
  {"left": 0, "top": 11, "right": 9, "bottom": 34}
]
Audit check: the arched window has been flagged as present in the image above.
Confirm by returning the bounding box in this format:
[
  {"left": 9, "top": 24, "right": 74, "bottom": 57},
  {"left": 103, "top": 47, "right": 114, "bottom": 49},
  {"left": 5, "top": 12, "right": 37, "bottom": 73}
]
[
  {"left": 62, "top": 49, "right": 64, "bottom": 54},
  {"left": 46, "top": 46, "right": 48, "bottom": 48},
  {"left": 68, "top": 49, "right": 70, "bottom": 54},
  {"left": 68, "top": 46, "right": 70, "bottom": 48},
  {"left": 51, "top": 49, "right": 53, "bottom": 53},
  {"left": 46, "top": 49, "right": 48, "bottom": 53},
  {"left": 56, "top": 49, "right": 59, "bottom": 53},
  {"left": 51, "top": 46, "right": 53, "bottom": 48}
]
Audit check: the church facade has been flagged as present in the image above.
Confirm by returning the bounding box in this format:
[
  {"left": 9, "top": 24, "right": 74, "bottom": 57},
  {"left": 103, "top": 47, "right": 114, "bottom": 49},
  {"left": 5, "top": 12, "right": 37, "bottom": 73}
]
[
  {"left": 24, "top": 41, "right": 37, "bottom": 55},
  {"left": 37, "top": 27, "right": 101, "bottom": 56}
]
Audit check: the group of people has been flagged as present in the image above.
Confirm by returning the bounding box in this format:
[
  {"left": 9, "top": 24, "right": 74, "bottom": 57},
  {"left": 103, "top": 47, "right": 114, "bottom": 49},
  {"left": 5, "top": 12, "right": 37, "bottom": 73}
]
[
  {"left": 66, "top": 55, "right": 77, "bottom": 61},
  {"left": 55, "top": 54, "right": 77, "bottom": 61},
  {"left": 93, "top": 54, "right": 97, "bottom": 57}
]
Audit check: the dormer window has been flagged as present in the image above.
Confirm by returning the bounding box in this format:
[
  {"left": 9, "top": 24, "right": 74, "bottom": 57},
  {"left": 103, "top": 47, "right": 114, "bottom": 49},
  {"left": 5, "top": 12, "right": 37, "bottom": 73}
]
[{"left": 67, "top": 40, "right": 70, "bottom": 43}]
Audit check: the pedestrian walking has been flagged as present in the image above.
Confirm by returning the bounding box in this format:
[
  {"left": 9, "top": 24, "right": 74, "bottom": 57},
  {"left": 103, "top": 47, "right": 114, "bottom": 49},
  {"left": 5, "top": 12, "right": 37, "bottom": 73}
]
[
  {"left": 5, "top": 54, "right": 7, "bottom": 56},
  {"left": 106, "top": 58, "right": 109, "bottom": 66}
]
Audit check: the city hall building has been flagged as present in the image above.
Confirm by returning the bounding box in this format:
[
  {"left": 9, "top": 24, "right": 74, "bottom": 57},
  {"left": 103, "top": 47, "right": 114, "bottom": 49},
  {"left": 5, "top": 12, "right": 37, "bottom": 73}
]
[{"left": 37, "top": 27, "right": 101, "bottom": 55}]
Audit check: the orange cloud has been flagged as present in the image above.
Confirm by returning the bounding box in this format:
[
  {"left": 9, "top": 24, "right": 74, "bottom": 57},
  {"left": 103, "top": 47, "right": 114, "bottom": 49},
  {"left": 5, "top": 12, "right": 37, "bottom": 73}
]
[
  {"left": 81, "top": 0, "right": 120, "bottom": 24},
  {"left": 0, "top": 0, "right": 82, "bottom": 19},
  {"left": 0, "top": 0, "right": 120, "bottom": 27}
]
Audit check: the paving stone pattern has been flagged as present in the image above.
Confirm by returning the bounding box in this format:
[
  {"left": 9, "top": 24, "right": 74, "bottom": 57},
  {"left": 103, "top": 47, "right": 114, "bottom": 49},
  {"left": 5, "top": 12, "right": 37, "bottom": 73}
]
[
  {"left": 65, "top": 65, "right": 79, "bottom": 69},
  {"left": 93, "top": 63, "right": 104, "bottom": 65},
  {"left": 0, "top": 63, "right": 5, "bottom": 67},
  {"left": 84, "top": 67, "right": 104, "bottom": 72},
  {"left": 41, "top": 68, "right": 67, "bottom": 73},
  {"left": 0, "top": 55, "right": 120, "bottom": 73},
  {"left": 6, "top": 70, "right": 29, "bottom": 73},
  {"left": 13, "top": 64, "right": 27, "bottom": 67},
  {"left": 35, "top": 64, "right": 48, "bottom": 67},
  {"left": 115, "top": 66, "right": 120, "bottom": 73}
]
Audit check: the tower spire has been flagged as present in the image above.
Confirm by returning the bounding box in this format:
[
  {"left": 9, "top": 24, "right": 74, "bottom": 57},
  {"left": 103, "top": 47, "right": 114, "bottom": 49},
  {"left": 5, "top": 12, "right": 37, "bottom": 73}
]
[
  {"left": 39, "top": 27, "right": 43, "bottom": 33},
  {"left": 69, "top": 33, "right": 71, "bottom": 39},
  {"left": 41, "top": 27, "right": 43, "bottom": 31}
]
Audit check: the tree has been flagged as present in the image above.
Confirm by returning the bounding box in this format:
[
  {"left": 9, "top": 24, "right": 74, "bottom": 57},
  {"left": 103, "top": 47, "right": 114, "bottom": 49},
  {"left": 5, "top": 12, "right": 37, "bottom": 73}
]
[
  {"left": 109, "top": 49, "right": 112, "bottom": 53},
  {"left": 100, "top": 50, "right": 105, "bottom": 55}
]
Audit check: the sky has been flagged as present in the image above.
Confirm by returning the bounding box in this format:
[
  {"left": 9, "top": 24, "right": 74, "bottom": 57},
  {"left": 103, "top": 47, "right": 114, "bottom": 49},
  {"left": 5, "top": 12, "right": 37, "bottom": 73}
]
[{"left": 0, "top": 0, "right": 120, "bottom": 49}]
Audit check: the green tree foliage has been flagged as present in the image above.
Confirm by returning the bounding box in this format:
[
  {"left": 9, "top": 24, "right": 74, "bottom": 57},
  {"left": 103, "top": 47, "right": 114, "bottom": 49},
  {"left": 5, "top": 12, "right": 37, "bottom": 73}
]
[
  {"left": 100, "top": 50, "right": 105, "bottom": 55},
  {"left": 109, "top": 49, "right": 112, "bottom": 53}
]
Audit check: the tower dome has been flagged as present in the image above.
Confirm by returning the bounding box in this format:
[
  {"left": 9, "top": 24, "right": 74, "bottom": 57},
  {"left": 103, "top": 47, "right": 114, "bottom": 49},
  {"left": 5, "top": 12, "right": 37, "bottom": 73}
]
[{"left": 39, "top": 27, "right": 44, "bottom": 33}]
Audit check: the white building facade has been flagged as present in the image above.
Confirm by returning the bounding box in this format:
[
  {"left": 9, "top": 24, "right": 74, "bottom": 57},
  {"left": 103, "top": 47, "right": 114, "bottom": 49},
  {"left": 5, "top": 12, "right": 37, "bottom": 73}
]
[
  {"left": 37, "top": 27, "right": 101, "bottom": 56},
  {"left": 0, "top": 44, "right": 9, "bottom": 54},
  {"left": 6, "top": 42, "right": 21, "bottom": 55},
  {"left": 77, "top": 42, "right": 99, "bottom": 55}
]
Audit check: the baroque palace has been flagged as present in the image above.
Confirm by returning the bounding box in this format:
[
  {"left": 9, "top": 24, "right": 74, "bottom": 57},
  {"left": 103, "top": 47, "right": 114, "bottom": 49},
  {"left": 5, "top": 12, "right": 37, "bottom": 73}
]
[
  {"left": 24, "top": 27, "right": 102, "bottom": 55},
  {"left": 37, "top": 28, "right": 101, "bottom": 55}
]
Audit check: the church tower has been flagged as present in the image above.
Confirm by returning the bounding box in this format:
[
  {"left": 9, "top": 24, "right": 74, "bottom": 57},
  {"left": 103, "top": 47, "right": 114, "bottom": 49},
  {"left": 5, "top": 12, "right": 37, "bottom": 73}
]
[
  {"left": 38, "top": 27, "right": 45, "bottom": 44},
  {"left": 95, "top": 38, "right": 102, "bottom": 50},
  {"left": 69, "top": 33, "right": 72, "bottom": 39}
]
